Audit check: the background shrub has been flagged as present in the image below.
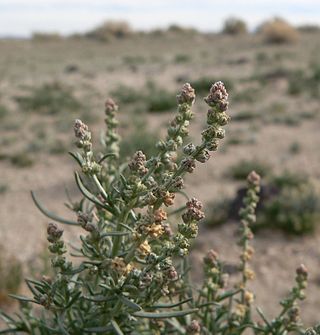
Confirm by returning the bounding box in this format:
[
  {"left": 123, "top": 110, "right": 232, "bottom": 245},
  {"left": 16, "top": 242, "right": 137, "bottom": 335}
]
[
  {"left": 222, "top": 17, "right": 248, "bottom": 35},
  {"left": 85, "top": 20, "right": 132, "bottom": 41},
  {"left": 15, "top": 82, "right": 81, "bottom": 115},
  {"left": 260, "top": 17, "right": 299, "bottom": 44},
  {"left": 228, "top": 159, "right": 271, "bottom": 180},
  {"left": 0, "top": 246, "right": 22, "bottom": 304}
]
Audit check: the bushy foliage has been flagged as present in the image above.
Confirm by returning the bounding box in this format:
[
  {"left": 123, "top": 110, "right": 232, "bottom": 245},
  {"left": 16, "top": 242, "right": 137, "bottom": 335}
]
[
  {"left": 86, "top": 21, "right": 132, "bottom": 41},
  {"left": 0, "top": 246, "right": 22, "bottom": 304},
  {"left": 222, "top": 18, "right": 248, "bottom": 35},
  {"left": 228, "top": 159, "right": 271, "bottom": 180},
  {"left": 259, "top": 18, "right": 299, "bottom": 44},
  {"left": 0, "top": 82, "right": 317, "bottom": 334},
  {"left": 15, "top": 82, "right": 81, "bottom": 115},
  {"left": 206, "top": 172, "right": 320, "bottom": 235},
  {"left": 259, "top": 174, "right": 320, "bottom": 235}
]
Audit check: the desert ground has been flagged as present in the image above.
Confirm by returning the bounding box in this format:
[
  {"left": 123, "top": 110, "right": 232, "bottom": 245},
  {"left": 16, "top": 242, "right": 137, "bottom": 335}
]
[{"left": 0, "top": 30, "right": 320, "bottom": 324}]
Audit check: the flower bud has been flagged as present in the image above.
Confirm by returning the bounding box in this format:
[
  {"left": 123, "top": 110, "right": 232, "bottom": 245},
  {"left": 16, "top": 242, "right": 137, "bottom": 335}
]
[{"left": 176, "top": 83, "right": 195, "bottom": 105}]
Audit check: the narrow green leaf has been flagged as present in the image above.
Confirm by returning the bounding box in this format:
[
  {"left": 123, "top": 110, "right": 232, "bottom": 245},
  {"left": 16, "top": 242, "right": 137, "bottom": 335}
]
[
  {"left": 133, "top": 308, "right": 198, "bottom": 319},
  {"left": 84, "top": 325, "right": 113, "bottom": 333},
  {"left": 8, "top": 294, "right": 37, "bottom": 304},
  {"left": 75, "top": 172, "right": 115, "bottom": 214},
  {"left": 111, "top": 319, "right": 124, "bottom": 335},
  {"left": 68, "top": 151, "right": 83, "bottom": 167},
  {"left": 31, "top": 191, "right": 79, "bottom": 226},
  {"left": 100, "top": 231, "right": 129, "bottom": 237},
  {"left": 119, "top": 174, "right": 127, "bottom": 186},
  {"left": 57, "top": 314, "right": 69, "bottom": 335},
  {"left": 0, "top": 329, "right": 21, "bottom": 334},
  {"left": 217, "top": 288, "right": 241, "bottom": 301},
  {"left": 257, "top": 307, "right": 272, "bottom": 329},
  {"left": 98, "top": 153, "right": 117, "bottom": 164},
  {"left": 198, "top": 301, "right": 220, "bottom": 308},
  {"left": 150, "top": 298, "right": 192, "bottom": 309},
  {"left": 166, "top": 319, "right": 187, "bottom": 334},
  {"left": 64, "top": 291, "right": 81, "bottom": 309},
  {"left": 119, "top": 295, "right": 142, "bottom": 312}
]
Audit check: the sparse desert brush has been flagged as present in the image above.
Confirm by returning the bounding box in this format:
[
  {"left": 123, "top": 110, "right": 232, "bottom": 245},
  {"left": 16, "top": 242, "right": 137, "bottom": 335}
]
[
  {"left": 228, "top": 159, "right": 271, "bottom": 180},
  {"left": 259, "top": 17, "right": 299, "bottom": 44},
  {"left": 86, "top": 20, "right": 133, "bottom": 41},
  {"left": 222, "top": 17, "right": 248, "bottom": 35},
  {"left": 1, "top": 82, "right": 319, "bottom": 334},
  {"left": 0, "top": 246, "right": 23, "bottom": 305},
  {"left": 206, "top": 171, "right": 320, "bottom": 235},
  {"left": 15, "top": 82, "right": 81, "bottom": 115}
]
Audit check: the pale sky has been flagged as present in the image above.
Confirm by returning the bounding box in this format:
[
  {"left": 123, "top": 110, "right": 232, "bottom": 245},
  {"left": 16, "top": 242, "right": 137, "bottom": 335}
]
[{"left": 0, "top": 0, "right": 319, "bottom": 37}]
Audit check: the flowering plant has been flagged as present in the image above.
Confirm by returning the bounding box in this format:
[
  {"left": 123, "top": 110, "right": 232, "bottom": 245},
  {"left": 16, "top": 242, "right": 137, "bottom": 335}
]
[{"left": 0, "top": 82, "right": 315, "bottom": 334}]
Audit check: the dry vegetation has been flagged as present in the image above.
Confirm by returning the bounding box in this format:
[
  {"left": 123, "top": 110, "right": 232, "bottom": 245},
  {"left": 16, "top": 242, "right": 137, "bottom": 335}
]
[{"left": 0, "top": 22, "right": 320, "bottom": 326}]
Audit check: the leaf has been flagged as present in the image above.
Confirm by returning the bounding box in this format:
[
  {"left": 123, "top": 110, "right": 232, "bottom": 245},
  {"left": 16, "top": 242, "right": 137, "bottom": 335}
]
[
  {"left": 68, "top": 151, "right": 83, "bottom": 167},
  {"left": 257, "top": 307, "right": 272, "bottom": 329},
  {"left": 166, "top": 319, "right": 187, "bottom": 334},
  {"left": 8, "top": 294, "right": 37, "bottom": 304},
  {"left": 119, "top": 295, "right": 142, "bottom": 312},
  {"left": 0, "top": 329, "right": 21, "bottom": 334},
  {"left": 57, "top": 314, "right": 69, "bottom": 335},
  {"left": 198, "top": 301, "right": 220, "bottom": 308},
  {"left": 63, "top": 264, "right": 86, "bottom": 276},
  {"left": 150, "top": 298, "right": 192, "bottom": 309},
  {"left": 100, "top": 231, "right": 129, "bottom": 237},
  {"left": 31, "top": 191, "right": 79, "bottom": 226},
  {"left": 98, "top": 153, "right": 117, "bottom": 164},
  {"left": 75, "top": 172, "right": 115, "bottom": 214},
  {"left": 84, "top": 325, "right": 113, "bottom": 333},
  {"left": 217, "top": 288, "right": 241, "bottom": 301},
  {"left": 65, "top": 291, "right": 82, "bottom": 309},
  {"left": 133, "top": 308, "right": 198, "bottom": 319},
  {"left": 111, "top": 319, "right": 124, "bottom": 335}
]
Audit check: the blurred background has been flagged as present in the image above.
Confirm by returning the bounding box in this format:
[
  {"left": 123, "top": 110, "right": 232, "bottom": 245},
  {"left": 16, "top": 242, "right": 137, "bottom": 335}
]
[{"left": 0, "top": 0, "right": 320, "bottom": 324}]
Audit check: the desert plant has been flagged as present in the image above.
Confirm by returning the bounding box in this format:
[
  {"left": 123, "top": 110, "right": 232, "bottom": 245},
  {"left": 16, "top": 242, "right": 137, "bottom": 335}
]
[
  {"left": 0, "top": 82, "right": 317, "bottom": 334},
  {"left": 86, "top": 20, "right": 132, "bottom": 41},
  {"left": 191, "top": 77, "right": 233, "bottom": 94},
  {"left": 0, "top": 246, "right": 23, "bottom": 304},
  {"left": 228, "top": 159, "right": 271, "bottom": 180},
  {"left": 15, "top": 82, "right": 81, "bottom": 115},
  {"left": 10, "top": 151, "right": 35, "bottom": 168},
  {"left": 206, "top": 171, "right": 320, "bottom": 235},
  {"left": 259, "top": 17, "right": 299, "bottom": 44},
  {"left": 258, "top": 174, "right": 320, "bottom": 235},
  {"left": 222, "top": 17, "right": 248, "bottom": 35}
]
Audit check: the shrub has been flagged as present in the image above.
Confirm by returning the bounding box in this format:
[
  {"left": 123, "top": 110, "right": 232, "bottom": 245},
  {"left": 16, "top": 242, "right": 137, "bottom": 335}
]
[
  {"left": 228, "top": 159, "right": 271, "bottom": 180},
  {"left": 174, "top": 54, "right": 191, "bottom": 63},
  {"left": 260, "top": 17, "right": 299, "bottom": 44},
  {"left": 0, "top": 82, "right": 318, "bottom": 334},
  {"left": 222, "top": 17, "right": 248, "bottom": 35},
  {"left": 111, "top": 83, "right": 177, "bottom": 113},
  {"left": 191, "top": 77, "right": 233, "bottom": 94},
  {"left": 206, "top": 172, "right": 320, "bottom": 235},
  {"left": 120, "top": 122, "right": 159, "bottom": 159},
  {"left": 0, "top": 105, "right": 8, "bottom": 119},
  {"left": 258, "top": 174, "right": 320, "bottom": 235},
  {"left": 10, "top": 151, "right": 34, "bottom": 168},
  {"left": 146, "top": 89, "right": 177, "bottom": 112},
  {"left": 0, "top": 246, "right": 22, "bottom": 304},
  {"left": 15, "top": 82, "right": 81, "bottom": 115},
  {"left": 111, "top": 85, "right": 144, "bottom": 104},
  {"left": 86, "top": 20, "right": 132, "bottom": 41}
]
